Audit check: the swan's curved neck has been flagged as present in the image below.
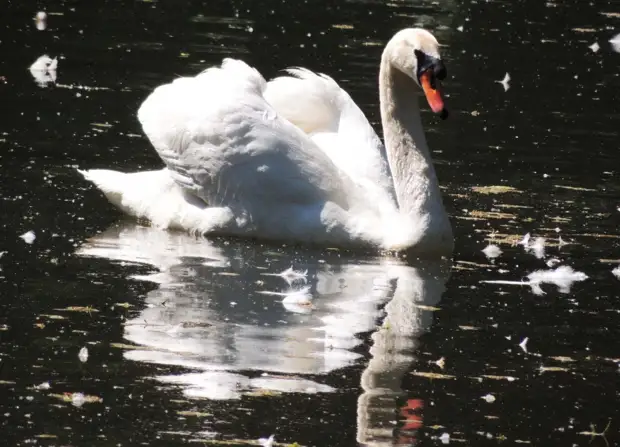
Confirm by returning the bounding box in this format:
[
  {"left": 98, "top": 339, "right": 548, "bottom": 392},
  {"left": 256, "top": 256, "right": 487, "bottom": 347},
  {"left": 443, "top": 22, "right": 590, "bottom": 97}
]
[{"left": 379, "top": 57, "right": 443, "bottom": 218}]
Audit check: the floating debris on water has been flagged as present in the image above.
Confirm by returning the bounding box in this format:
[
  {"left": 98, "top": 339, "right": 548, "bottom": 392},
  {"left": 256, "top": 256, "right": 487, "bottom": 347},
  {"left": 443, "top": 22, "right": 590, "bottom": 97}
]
[
  {"left": 332, "top": 24, "right": 354, "bottom": 30},
  {"left": 496, "top": 72, "right": 511, "bottom": 92},
  {"left": 433, "top": 357, "right": 446, "bottom": 369},
  {"left": 480, "top": 375, "right": 517, "bottom": 382},
  {"left": 528, "top": 237, "right": 546, "bottom": 259},
  {"left": 471, "top": 185, "right": 522, "bottom": 195},
  {"left": 577, "top": 420, "right": 612, "bottom": 442},
  {"left": 258, "top": 435, "right": 275, "bottom": 447},
  {"left": 482, "top": 265, "right": 588, "bottom": 296},
  {"left": 612, "top": 266, "right": 620, "bottom": 279},
  {"left": 257, "top": 286, "right": 313, "bottom": 313},
  {"left": 411, "top": 371, "right": 455, "bottom": 380},
  {"left": 71, "top": 392, "right": 86, "bottom": 407},
  {"left": 440, "top": 432, "right": 450, "bottom": 444},
  {"left": 55, "top": 306, "right": 99, "bottom": 313},
  {"left": 177, "top": 410, "right": 212, "bottom": 417},
  {"left": 482, "top": 244, "right": 502, "bottom": 259},
  {"left": 481, "top": 394, "right": 496, "bottom": 403},
  {"left": 539, "top": 366, "right": 570, "bottom": 373},
  {"left": 527, "top": 266, "right": 588, "bottom": 295},
  {"left": 609, "top": 33, "right": 620, "bottom": 53},
  {"left": 518, "top": 233, "right": 546, "bottom": 259},
  {"left": 34, "top": 11, "right": 47, "bottom": 30},
  {"left": 281, "top": 287, "right": 313, "bottom": 313},
  {"left": 261, "top": 266, "right": 308, "bottom": 285},
  {"left": 56, "top": 83, "right": 111, "bottom": 91},
  {"left": 519, "top": 337, "right": 529, "bottom": 353},
  {"left": 589, "top": 41, "right": 600, "bottom": 52},
  {"left": 468, "top": 210, "right": 516, "bottom": 220},
  {"left": 29, "top": 55, "right": 57, "bottom": 87},
  {"left": 19, "top": 231, "right": 36, "bottom": 244},
  {"left": 114, "top": 302, "right": 133, "bottom": 309},
  {"left": 50, "top": 392, "right": 103, "bottom": 407},
  {"left": 78, "top": 347, "right": 89, "bottom": 363},
  {"left": 549, "top": 356, "right": 576, "bottom": 363},
  {"left": 459, "top": 325, "right": 481, "bottom": 331},
  {"left": 280, "top": 266, "right": 308, "bottom": 283},
  {"left": 553, "top": 184, "right": 596, "bottom": 192}
]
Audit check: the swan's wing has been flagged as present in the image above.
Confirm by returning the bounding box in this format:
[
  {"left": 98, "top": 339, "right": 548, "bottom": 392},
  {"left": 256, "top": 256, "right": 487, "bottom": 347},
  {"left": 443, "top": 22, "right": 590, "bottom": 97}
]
[
  {"left": 137, "top": 59, "right": 350, "bottom": 213},
  {"left": 264, "top": 69, "right": 396, "bottom": 204}
]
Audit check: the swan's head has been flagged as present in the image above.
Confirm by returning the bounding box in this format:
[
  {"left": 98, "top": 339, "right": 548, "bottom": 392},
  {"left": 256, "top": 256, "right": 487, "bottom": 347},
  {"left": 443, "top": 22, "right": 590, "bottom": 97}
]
[{"left": 384, "top": 28, "right": 448, "bottom": 119}]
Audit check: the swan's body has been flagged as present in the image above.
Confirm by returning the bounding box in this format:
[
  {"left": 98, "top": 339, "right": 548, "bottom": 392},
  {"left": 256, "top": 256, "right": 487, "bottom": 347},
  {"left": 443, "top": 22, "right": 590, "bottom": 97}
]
[{"left": 80, "top": 28, "right": 453, "bottom": 255}]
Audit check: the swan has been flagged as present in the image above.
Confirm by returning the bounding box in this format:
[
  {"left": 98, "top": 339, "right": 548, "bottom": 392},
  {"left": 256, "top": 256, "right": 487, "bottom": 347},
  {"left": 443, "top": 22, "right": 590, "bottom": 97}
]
[{"left": 78, "top": 28, "right": 453, "bottom": 255}]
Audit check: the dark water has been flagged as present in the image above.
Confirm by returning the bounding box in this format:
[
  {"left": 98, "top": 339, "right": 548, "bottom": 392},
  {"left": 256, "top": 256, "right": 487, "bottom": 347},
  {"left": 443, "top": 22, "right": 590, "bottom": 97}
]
[{"left": 1, "top": 0, "right": 620, "bottom": 445}]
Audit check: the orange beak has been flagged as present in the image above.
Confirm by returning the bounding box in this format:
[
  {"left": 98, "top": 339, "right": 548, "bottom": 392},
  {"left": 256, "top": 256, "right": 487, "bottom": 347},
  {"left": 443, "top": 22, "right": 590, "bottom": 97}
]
[{"left": 420, "top": 70, "right": 447, "bottom": 118}]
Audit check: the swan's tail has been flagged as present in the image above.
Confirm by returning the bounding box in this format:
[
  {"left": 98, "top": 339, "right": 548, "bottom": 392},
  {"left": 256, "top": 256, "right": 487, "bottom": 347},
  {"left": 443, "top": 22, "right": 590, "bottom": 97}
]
[
  {"left": 78, "top": 169, "right": 130, "bottom": 212},
  {"left": 77, "top": 168, "right": 184, "bottom": 223},
  {"left": 77, "top": 168, "right": 233, "bottom": 234}
]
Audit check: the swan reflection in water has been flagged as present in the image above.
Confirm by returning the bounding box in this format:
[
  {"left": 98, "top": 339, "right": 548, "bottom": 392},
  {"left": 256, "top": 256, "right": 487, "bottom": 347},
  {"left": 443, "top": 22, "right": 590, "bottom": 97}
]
[{"left": 76, "top": 223, "right": 450, "bottom": 445}]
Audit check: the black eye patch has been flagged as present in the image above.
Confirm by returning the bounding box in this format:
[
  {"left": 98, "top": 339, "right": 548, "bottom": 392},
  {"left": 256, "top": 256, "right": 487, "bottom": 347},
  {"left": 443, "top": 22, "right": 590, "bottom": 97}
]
[
  {"left": 434, "top": 61, "right": 447, "bottom": 80},
  {"left": 414, "top": 49, "right": 431, "bottom": 73},
  {"left": 414, "top": 49, "right": 447, "bottom": 81}
]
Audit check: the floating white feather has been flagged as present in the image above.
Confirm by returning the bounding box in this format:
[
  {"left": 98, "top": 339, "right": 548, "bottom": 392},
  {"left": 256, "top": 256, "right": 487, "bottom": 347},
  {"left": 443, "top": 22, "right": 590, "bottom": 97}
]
[
  {"left": 482, "top": 244, "right": 502, "bottom": 259},
  {"left": 261, "top": 266, "right": 308, "bottom": 285},
  {"left": 497, "top": 72, "right": 511, "bottom": 92},
  {"left": 609, "top": 33, "right": 620, "bottom": 53},
  {"left": 258, "top": 435, "right": 275, "bottom": 447},
  {"left": 481, "top": 265, "right": 588, "bottom": 296}
]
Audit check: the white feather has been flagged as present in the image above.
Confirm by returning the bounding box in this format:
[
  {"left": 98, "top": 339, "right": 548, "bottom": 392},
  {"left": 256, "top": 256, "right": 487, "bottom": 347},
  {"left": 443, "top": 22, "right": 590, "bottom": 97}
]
[
  {"left": 261, "top": 266, "right": 308, "bottom": 285},
  {"left": 258, "top": 435, "right": 275, "bottom": 447},
  {"left": 527, "top": 265, "right": 588, "bottom": 295},
  {"left": 482, "top": 244, "right": 502, "bottom": 259},
  {"left": 609, "top": 33, "right": 620, "bottom": 53},
  {"left": 481, "top": 265, "right": 588, "bottom": 296}
]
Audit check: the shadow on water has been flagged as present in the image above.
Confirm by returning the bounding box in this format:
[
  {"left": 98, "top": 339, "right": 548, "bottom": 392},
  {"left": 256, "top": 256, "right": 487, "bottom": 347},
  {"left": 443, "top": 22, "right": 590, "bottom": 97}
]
[{"left": 1, "top": 0, "right": 620, "bottom": 445}]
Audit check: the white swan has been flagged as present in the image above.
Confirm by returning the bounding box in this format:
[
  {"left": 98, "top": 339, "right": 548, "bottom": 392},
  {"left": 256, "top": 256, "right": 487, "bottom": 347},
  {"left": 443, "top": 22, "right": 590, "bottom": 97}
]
[{"left": 79, "top": 28, "right": 453, "bottom": 255}]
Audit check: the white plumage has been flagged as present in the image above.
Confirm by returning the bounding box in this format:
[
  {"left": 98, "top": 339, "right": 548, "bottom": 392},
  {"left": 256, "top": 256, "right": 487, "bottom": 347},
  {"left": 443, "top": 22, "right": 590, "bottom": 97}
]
[{"left": 79, "top": 28, "right": 453, "bottom": 254}]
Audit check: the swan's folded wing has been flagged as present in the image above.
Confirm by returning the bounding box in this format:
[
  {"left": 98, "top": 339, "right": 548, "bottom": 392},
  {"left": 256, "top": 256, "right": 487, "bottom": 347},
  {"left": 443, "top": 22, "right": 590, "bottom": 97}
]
[
  {"left": 137, "top": 59, "right": 350, "bottom": 211},
  {"left": 264, "top": 68, "right": 396, "bottom": 204}
]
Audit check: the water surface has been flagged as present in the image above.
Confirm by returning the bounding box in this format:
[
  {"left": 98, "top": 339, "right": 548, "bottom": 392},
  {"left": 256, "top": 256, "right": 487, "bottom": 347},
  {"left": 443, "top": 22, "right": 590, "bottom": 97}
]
[{"left": 1, "top": 0, "right": 619, "bottom": 446}]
